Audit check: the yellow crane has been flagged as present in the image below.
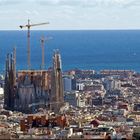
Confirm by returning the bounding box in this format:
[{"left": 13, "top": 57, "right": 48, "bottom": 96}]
[
  {"left": 40, "top": 36, "right": 53, "bottom": 70},
  {"left": 19, "top": 19, "right": 49, "bottom": 70}
]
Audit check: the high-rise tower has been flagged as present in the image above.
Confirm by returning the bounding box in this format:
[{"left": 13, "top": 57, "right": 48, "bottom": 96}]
[{"left": 50, "top": 50, "right": 64, "bottom": 112}]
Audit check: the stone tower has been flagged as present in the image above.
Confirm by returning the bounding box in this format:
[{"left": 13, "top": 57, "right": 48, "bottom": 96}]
[{"left": 50, "top": 50, "right": 64, "bottom": 113}]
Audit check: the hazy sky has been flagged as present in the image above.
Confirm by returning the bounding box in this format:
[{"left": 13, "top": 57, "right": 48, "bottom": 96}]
[{"left": 0, "top": 0, "right": 140, "bottom": 30}]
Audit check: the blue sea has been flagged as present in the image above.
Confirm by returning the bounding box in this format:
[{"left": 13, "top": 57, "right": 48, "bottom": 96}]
[{"left": 0, "top": 30, "right": 140, "bottom": 73}]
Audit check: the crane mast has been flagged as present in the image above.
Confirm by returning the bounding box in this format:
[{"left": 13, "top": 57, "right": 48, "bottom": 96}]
[
  {"left": 20, "top": 19, "right": 49, "bottom": 70},
  {"left": 40, "top": 36, "right": 52, "bottom": 70},
  {"left": 27, "top": 20, "right": 30, "bottom": 70},
  {"left": 41, "top": 36, "right": 45, "bottom": 70}
]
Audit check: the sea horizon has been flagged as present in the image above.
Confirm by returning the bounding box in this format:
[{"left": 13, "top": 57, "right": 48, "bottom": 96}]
[{"left": 1, "top": 30, "right": 140, "bottom": 73}]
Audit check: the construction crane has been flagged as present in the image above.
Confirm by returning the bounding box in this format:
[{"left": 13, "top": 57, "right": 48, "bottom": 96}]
[
  {"left": 40, "top": 36, "right": 53, "bottom": 70},
  {"left": 19, "top": 19, "right": 49, "bottom": 70}
]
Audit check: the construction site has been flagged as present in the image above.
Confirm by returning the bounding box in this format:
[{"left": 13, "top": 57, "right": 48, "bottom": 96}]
[{"left": 4, "top": 20, "right": 64, "bottom": 113}]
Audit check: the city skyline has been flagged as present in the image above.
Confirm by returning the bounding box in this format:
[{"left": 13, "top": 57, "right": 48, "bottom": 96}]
[{"left": 0, "top": 0, "right": 140, "bottom": 30}]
